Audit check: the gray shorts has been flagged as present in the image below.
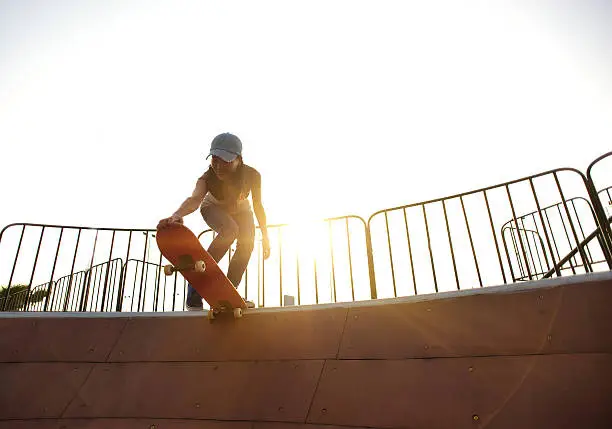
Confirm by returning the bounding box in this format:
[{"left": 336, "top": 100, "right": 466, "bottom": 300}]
[{"left": 200, "top": 201, "right": 255, "bottom": 243}]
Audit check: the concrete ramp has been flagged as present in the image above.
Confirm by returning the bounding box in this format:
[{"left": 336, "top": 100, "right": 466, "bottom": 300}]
[{"left": 1, "top": 272, "right": 612, "bottom": 428}]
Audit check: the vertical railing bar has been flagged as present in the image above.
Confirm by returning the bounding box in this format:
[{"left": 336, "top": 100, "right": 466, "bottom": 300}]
[
  {"left": 519, "top": 218, "right": 538, "bottom": 278},
  {"left": 106, "top": 260, "right": 119, "bottom": 312},
  {"left": 279, "top": 228, "right": 283, "bottom": 306},
  {"left": 137, "top": 233, "right": 149, "bottom": 312},
  {"left": 460, "top": 196, "right": 482, "bottom": 287},
  {"left": 555, "top": 205, "right": 579, "bottom": 269},
  {"left": 80, "top": 270, "right": 90, "bottom": 312},
  {"left": 532, "top": 231, "right": 546, "bottom": 276},
  {"left": 86, "top": 267, "right": 96, "bottom": 312},
  {"left": 45, "top": 228, "right": 64, "bottom": 312},
  {"left": 59, "top": 278, "right": 70, "bottom": 311},
  {"left": 529, "top": 196, "right": 553, "bottom": 272},
  {"left": 543, "top": 210, "right": 573, "bottom": 274},
  {"left": 60, "top": 278, "right": 69, "bottom": 311},
  {"left": 509, "top": 227, "right": 524, "bottom": 280},
  {"left": 50, "top": 278, "right": 63, "bottom": 311},
  {"left": 483, "top": 190, "right": 507, "bottom": 284},
  {"left": 129, "top": 261, "right": 138, "bottom": 312},
  {"left": 542, "top": 210, "right": 558, "bottom": 261},
  {"left": 261, "top": 231, "right": 266, "bottom": 307},
  {"left": 105, "top": 261, "right": 115, "bottom": 312},
  {"left": 172, "top": 266, "right": 178, "bottom": 311},
  {"left": 570, "top": 199, "right": 594, "bottom": 264},
  {"left": 24, "top": 226, "right": 46, "bottom": 310},
  {"left": 384, "top": 212, "right": 397, "bottom": 297},
  {"left": 296, "top": 245, "right": 301, "bottom": 306},
  {"left": 68, "top": 273, "right": 81, "bottom": 312},
  {"left": 244, "top": 255, "right": 249, "bottom": 303},
  {"left": 442, "top": 200, "right": 460, "bottom": 290},
  {"left": 94, "top": 264, "right": 108, "bottom": 311},
  {"left": 258, "top": 240, "right": 263, "bottom": 307},
  {"left": 555, "top": 204, "right": 583, "bottom": 271},
  {"left": 328, "top": 220, "right": 337, "bottom": 302},
  {"left": 63, "top": 229, "right": 82, "bottom": 312},
  {"left": 100, "top": 231, "right": 116, "bottom": 311},
  {"left": 554, "top": 172, "right": 592, "bottom": 273},
  {"left": 2, "top": 224, "right": 26, "bottom": 311},
  {"left": 80, "top": 270, "right": 93, "bottom": 311},
  {"left": 506, "top": 184, "right": 532, "bottom": 280},
  {"left": 152, "top": 261, "right": 161, "bottom": 313},
  {"left": 402, "top": 208, "right": 417, "bottom": 295},
  {"left": 116, "top": 231, "right": 133, "bottom": 311},
  {"left": 423, "top": 205, "right": 438, "bottom": 292},
  {"left": 524, "top": 231, "right": 539, "bottom": 276},
  {"left": 583, "top": 197, "right": 609, "bottom": 266},
  {"left": 158, "top": 252, "right": 164, "bottom": 312},
  {"left": 80, "top": 230, "right": 99, "bottom": 312},
  {"left": 141, "top": 261, "right": 151, "bottom": 312},
  {"left": 94, "top": 266, "right": 105, "bottom": 311},
  {"left": 586, "top": 158, "right": 612, "bottom": 265},
  {"left": 345, "top": 218, "right": 355, "bottom": 302},
  {"left": 78, "top": 261, "right": 88, "bottom": 313},
  {"left": 314, "top": 257, "right": 319, "bottom": 304}
]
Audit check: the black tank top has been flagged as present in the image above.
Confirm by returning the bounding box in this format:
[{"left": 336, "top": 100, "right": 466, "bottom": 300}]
[{"left": 200, "top": 163, "right": 258, "bottom": 203}]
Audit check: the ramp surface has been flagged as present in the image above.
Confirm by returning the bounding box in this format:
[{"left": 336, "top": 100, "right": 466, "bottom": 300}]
[{"left": 1, "top": 272, "right": 612, "bottom": 428}]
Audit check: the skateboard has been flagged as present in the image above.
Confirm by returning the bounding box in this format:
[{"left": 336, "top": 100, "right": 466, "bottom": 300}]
[{"left": 155, "top": 222, "right": 247, "bottom": 320}]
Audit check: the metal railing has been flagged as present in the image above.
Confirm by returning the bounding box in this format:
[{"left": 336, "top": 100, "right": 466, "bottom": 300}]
[
  {"left": 197, "top": 215, "right": 373, "bottom": 308},
  {"left": 500, "top": 197, "right": 609, "bottom": 281},
  {"left": 367, "top": 166, "right": 610, "bottom": 297},
  {"left": 1, "top": 152, "right": 611, "bottom": 312}
]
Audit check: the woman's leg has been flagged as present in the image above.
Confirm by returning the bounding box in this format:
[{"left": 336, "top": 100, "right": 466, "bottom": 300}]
[{"left": 226, "top": 208, "right": 256, "bottom": 288}]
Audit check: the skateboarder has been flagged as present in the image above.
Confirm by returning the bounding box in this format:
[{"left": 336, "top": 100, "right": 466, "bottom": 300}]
[{"left": 158, "top": 132, "right": 271, "bottom": 310}]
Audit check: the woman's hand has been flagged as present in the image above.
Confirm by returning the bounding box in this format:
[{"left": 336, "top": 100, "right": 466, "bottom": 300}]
[
  {"left": 157, "top": 215, "right": 183, "bottom": 230},
  {"left": 262, "top": 234, "right": 271, "bottom": 260}
]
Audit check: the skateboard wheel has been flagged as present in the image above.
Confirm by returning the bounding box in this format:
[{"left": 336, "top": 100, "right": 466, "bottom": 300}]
[
  {"left": 233, "top": 308, "right": 243, "bottom": 318},
  {"left": 207, "top": 310, "right": 215, "bottom": 321},
  {"left": 163, "top": 265, "right": 174, "bottom": 276},
  {"left": 194, "top": 260, "right": 206, "bottom": 273}
]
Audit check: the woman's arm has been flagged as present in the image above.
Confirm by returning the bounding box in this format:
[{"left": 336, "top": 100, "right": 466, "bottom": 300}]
[
  {"left": 172, "top": 178, "right": 208, "bottom": 218},
  {"left": 251, "top": 171, "right": 270, "bottom": 259},
  {"left": 157, "top": 178, "right": 207, "bottom": 229}
]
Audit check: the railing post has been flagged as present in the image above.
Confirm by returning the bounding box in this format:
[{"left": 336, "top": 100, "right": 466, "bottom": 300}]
[
  {"left": 586, "top": 152, "right": 612, "bottom": 268},
  {"left": 365, "top": 223, "right": 377, "bottom": 300},
  {"left": 584, "top": 181, "right": 612, "bottom": 267}
]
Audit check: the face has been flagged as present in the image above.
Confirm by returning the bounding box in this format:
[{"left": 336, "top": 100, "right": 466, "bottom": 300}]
[{"left": 211, "top": 155, "right": 240, "bottom": 180}]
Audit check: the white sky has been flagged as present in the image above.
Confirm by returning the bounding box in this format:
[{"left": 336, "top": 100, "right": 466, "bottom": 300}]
[{"left": 1, "top": 0, "right": 611, "bottom": 236}]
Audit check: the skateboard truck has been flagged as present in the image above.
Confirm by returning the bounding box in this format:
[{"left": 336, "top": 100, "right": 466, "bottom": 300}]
[
  {"left": 163, "top": 254, "right": 206, "bottom": 276},
  {"left": 207, "top": 300, "right": 243, "bottom": 320}
]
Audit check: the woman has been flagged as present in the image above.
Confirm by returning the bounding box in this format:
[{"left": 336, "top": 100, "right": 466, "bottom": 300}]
[{"left": 157, "top": 132, "right": 271, "bottom": 310}]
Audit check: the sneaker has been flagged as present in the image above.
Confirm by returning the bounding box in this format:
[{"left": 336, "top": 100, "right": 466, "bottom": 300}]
[
  {"left": 186, "top": 283, "right": 203, "bottom": 311},
  {"left": 185, "top": 295, "right": 203, "bottom": 312},
  {"left": 186, "top": 303, "right": 203, "bottom": 311}
]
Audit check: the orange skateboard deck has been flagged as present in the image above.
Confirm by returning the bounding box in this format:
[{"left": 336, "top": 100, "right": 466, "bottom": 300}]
[{"left": 156, "top": 222, "right": 247, "bottom": 320}]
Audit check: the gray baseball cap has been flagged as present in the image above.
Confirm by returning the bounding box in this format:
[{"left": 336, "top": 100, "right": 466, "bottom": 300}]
[{"left": 206, "top": 132, "right": 243, "bottom": 162}]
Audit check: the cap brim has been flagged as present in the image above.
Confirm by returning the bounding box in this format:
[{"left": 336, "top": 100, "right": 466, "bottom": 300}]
[{"left": 207, "top": 149, "right": 238, "bottom": 162}]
